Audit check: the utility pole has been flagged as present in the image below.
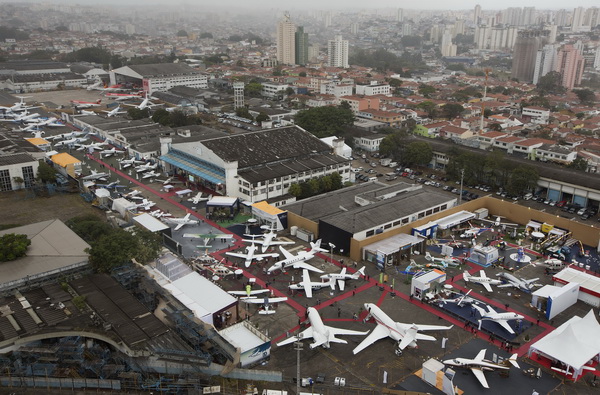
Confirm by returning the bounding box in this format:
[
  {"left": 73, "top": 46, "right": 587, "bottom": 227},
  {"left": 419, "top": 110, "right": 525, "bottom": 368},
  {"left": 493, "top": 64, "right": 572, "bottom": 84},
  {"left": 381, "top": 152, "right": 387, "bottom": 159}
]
[
  {"left": 294, "top": 340, "right": 303, "bottom": 395},
  {"left": 459, "top": 168, "right": 465, "bottom": 205}
]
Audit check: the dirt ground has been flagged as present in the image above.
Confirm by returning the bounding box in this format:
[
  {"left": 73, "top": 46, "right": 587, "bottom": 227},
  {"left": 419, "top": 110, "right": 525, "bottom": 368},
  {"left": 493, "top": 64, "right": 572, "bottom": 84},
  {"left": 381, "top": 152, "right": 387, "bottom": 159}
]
[{"left": 0, "top": 189, "right": 103, "bottom": 229}]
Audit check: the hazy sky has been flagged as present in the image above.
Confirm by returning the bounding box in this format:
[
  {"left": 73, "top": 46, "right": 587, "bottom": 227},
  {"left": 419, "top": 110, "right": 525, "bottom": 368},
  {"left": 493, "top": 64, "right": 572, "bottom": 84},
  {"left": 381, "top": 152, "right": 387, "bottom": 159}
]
[{"left": 45, "top": 0, "right": 600, "bottom": 10}]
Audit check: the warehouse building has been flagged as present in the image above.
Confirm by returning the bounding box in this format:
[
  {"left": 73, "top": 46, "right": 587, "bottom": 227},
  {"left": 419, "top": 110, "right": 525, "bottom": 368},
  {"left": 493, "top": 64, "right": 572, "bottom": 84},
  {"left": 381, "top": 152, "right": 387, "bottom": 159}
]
[{"left": 110, "top": 63, "right": 208, "bottom": 94}]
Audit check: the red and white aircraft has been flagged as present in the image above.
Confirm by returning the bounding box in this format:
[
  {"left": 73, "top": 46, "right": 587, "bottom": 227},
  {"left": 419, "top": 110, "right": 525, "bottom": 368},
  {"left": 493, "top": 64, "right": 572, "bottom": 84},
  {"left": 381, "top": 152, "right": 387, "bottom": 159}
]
[{"left": 104, "top": 92, "right": 143, "bottom": 101}]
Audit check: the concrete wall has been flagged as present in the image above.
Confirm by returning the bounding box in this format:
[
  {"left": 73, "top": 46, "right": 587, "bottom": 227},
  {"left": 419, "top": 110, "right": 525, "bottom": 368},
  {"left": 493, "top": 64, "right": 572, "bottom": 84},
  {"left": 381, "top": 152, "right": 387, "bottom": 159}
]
[{"left": 288, "top": 195, "right": 600, "bottom": 262}]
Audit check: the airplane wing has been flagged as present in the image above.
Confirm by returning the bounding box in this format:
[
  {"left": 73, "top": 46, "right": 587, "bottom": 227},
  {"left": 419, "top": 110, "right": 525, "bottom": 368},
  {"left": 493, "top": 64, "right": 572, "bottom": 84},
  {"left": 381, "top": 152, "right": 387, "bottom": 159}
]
[
  {"left": 277, "top": 327, "right": 314, "bottom": 347},
  {"left": 327, "top": 325, "right": 369, "bottom": 337},
  {"left": 293, "top": 262, "right": 324, "bottom": 274},
  {"left": 174, "top": 223, "right": 184, "bottom": 231},
  {"left": 302, "top": 270, "right": 313, "bottom": 298},
  {"left": 496, "top": 319, "right": 516, "bottom": 334},
  {"left": 481, "top": 282, "right": 493, "bottom": 293},
  {"left": 243, "top": 238, "right": 265, "bottom": 245},
  {"left": 497, "top": 282, "right": 516, "bottom": 288},
  {"left": 278, "top": 246, "right": 294, "bottom": 260},
  {"left": 269, "top": 240, "right": 295, "bottom": 246},
  {"left": 474, "top": 349, "right": 487, "bottom": 362},
  {"left": 243, "top": 297, "right": 287, "bottom": 304},
  {"left": 470, "top": 368, "right": 489, "bottom": 388},
  {"left": 479, "top": 270, "right": 487, "bottom": 278},
  {"left": 254, "top": 253, "right": 279, "bottom": 260},
  {"left": 352, "top": 324, "right": 390, "bottom": 355},
  {"left": 229, "top": 290, "right": 270, "bottom": 296},
  {"left": 337, "top": 279, "right": 346, "bottom": 291},
  {"left": 410, "top": 323, "right": 454, "bottom": 331},
  {"left": 225, "top": 252, "right": 249, "bottom": 259}
]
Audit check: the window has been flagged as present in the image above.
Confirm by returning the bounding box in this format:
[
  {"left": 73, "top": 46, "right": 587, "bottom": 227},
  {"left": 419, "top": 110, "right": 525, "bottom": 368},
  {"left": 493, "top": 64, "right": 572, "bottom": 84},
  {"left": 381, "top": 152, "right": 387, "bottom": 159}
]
[
  {"left": 0, "top": 169, "right": 11, "bottom": 191},
  {"left": 22, "top": 166, "right": 35, "bottom": 187},
  {"left": 366, "top": 230, "right": 375, "bottom": 237}
]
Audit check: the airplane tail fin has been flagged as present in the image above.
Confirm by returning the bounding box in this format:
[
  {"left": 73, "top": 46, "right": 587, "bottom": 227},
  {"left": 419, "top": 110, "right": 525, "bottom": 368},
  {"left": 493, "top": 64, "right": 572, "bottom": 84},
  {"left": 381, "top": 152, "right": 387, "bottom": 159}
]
[
  {"left": 506, "top": 353, "right": 520, "bottom": 368},
  {"left": 399, "top": 326, "right": 419, "bottom": 350},
  {"left": 310, "top": 239, "right": 328, "bottom": 253},
  {"left": 425, "top": 252, "right": 432, "bottom": 262},
  {"left": 463, "top": 270, "right": 471, "bottom": 281}
]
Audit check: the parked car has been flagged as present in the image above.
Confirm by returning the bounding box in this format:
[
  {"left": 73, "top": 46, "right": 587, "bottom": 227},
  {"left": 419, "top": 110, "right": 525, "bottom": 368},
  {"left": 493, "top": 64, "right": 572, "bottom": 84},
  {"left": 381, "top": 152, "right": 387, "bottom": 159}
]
[
  {"left": 555, "top": 200, "right": 567, "bottom": 208},
  {"left": 577, "top": 207, "right": 587, "bottom": 216},
  {"left": 523, "top": 193, "right": 533, "bottom": 200}
]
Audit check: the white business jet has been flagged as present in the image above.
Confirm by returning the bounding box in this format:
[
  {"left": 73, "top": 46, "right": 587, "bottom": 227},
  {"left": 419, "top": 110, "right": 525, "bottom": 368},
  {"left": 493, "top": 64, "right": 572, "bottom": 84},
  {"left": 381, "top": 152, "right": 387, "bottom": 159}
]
[
  {"left": 225, "top": 242, "right": 279, "bottom": 268},
  {"left": 472, "top": 304, "right": 524, "bottom": 335},
  {"left": 243, "top": 224, "right": 295, "bottom": 252},
  {"left": 277, "top": 307, "right": 368, "bottom": 348},
  {"left": 352, "top": 303, "right": 453, "bottom": 356},
  {"left": 267, "top": 240, "right": 328, "bottom": 274},
  {"left": 463, "top": 270, "right": 502, "bottom": 292}
]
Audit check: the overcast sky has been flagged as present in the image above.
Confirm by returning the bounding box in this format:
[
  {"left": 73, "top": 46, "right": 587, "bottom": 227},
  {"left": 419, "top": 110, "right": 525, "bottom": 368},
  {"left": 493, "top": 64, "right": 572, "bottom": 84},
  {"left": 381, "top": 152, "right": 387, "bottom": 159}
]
[{"left": 44, "top": 1, "right": 600, "bottom": 10}]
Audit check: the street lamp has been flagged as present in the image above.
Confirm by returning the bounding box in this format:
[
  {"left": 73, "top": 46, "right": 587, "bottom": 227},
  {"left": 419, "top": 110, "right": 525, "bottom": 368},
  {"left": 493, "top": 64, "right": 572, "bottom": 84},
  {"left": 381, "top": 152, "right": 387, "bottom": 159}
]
[
  {"left": 294, "top": 339, "right": 303, "bottom": 395},
  {"left": 459, "top": 168, "right": 465, "bottom": 205},
  {"left": 328, "top": 243, "right": 336, "bottom": 264}
]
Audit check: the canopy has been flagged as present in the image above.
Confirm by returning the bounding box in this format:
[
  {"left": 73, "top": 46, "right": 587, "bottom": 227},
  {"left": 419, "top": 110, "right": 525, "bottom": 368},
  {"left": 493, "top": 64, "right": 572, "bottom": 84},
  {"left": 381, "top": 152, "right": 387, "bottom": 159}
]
[{"left": 529, "top": 310, "right": 600, "bottom": 372}]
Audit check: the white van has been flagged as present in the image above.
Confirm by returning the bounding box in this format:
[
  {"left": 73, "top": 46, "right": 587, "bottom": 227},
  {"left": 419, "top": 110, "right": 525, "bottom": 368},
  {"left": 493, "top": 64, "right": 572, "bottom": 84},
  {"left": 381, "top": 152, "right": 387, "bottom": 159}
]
[{"left": 368, "top": 177, "right": 377, "bottom": 181}]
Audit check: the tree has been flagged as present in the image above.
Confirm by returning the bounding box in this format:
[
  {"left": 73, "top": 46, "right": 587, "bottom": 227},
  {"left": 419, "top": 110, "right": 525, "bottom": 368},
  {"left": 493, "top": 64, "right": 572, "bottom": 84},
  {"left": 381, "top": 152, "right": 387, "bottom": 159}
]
[
  {"left": 418, "top": 84, "right": 436, "bottom": 97},
  {"left": 235, "top": 106, "right": 252, "bottom": 120},
  {"left": 416, "top": 100, "right": 437, "bottom": 118},
  {"left": 67, "top": 215, "right": 112, "bottom": 244},
  {"left": 177, "top": 30, "right": 188, "bottom": 37},
  {"left": 401, "top": 35, "right": 421, "bottom": 47},
  {"left": 12, "top": 176, "right": 24, "bottom": 190},
  {"left": 0, "top": 233, "right": 30, "bottom": 262},
  {"left": 127, "top": 108, "right": 149, "bottom": 120},
  {"left": 200, "top": 32, "right": 213, "bottom": 39},
  {"left": 330, "top": 172, "right": 343, "bottom": 190},
  {"left": 56, "top": 25, "right": 68, "bottom": 32},
  {"left": 255, "top": 112, "right": 269, "bottom": 124},
  {"left": 378, "top": 130, "right": 409, "bottom": 161},
  {"left": 288, "top": 183, "right": 302, "bottom": 197},
  {"left": 285, "top": 87, "right": 295, "bottom": 96},
  {"left": 537, "top": 71, "right": 565, "bottom": 95},
  {"left": 245, "top": 82, "right": 263, "bottom": 97},
  {"left": 228, "top": 34, "right": 243, "bottom": 42},
  {"left": 294, "top": 105, "right": 354, "bottom": 138},
  {"left": 403, "top": 141, "right": 433, "bottom": 166},
  {"left": 442, "top": 103, "right": 464, "bottom": 119},
  {"left": 568, "top": 157, "right": 588, "bottom": 171},
  {"left": 152, "top": 108, "right": 170, "bottom": 125},
  {"left": 573, "top": 89, "right": 596, "bottom": 104},
  {"left": 299, "top": 71, "right": 307, "bottom": 77},
  {"left": 87, "top": 229, "right": 139, "bottom": 273},
  {"left": 507, "top": 166, "right": 539, "bottom": 196},
  {"left": 132, "top": 228, "right": 162, "bottom": 264},
  {"left": 36, "top": 161, "right": 57, "bottom": 183}
]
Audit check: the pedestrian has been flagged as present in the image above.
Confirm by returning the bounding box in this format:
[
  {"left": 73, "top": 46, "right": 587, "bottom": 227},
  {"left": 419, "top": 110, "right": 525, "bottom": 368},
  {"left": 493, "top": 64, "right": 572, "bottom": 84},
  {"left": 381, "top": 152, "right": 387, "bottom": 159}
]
[
  {"left": 352, "top": 290, "right": 356, "bottom": 296},
  {"left": 409, "top": 294, "right": 413, "bottom": 301},
  {"left": 536, "top": 318, "right": 540, "bottom": 325},
  {"left": 337, "top": 307, "right": 341, "bottom": 317},
  {"left": 353, "top": 313, "right": 358, "bottom": 320},
  {"left": 353, "top": 261, "right": 357, "bottom": 268}
]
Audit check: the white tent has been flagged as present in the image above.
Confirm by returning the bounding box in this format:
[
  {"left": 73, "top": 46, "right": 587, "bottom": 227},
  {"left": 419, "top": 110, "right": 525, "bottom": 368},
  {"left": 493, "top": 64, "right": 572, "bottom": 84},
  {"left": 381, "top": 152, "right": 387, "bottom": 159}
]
[{"left": 528, "top": 309, "right": 600, "bottom": 379}]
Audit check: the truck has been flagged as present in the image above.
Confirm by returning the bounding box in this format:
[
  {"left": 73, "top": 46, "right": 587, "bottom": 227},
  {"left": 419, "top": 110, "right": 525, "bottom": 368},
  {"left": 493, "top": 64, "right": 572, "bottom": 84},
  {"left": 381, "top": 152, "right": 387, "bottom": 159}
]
[
  {"left": 379, "top": 158, "right": 392, "bottom": 167},
  {"left": 387, "top": 161, "right": 398, "bottom": 168}
]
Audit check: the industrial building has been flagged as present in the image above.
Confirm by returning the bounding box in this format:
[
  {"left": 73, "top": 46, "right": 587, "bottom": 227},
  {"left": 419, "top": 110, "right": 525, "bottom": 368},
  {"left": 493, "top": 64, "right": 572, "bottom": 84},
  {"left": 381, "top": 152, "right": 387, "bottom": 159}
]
[
  {"left": 109, "top": 63, "right": 208, "bottom": 95},
  {"left": 0, "top": 153, "right": 39, "bottom": 191},
  {"left": 159, "top": 125, "right": 352, "bottom": 204}
]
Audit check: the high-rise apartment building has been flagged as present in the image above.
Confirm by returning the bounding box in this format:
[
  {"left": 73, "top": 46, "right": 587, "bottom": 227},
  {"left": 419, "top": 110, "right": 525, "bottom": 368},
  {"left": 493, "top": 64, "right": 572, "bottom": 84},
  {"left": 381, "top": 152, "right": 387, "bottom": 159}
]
[
  {"left": 441, "top": 30, "right": 457, "bottom": 57},
  {"left": 397, "top": 8, "right": 404, "bottom": 22},
  {"left": 277, "top": 14, "right": 296, "bottom": 65},
  {"left": 511, "top": 30, "right": 549, "bottom": 83},
  {"left": 533, "top": 44, "right": 558, "bottom": 84},
  {"left": 328, "top": 35, "right": 349, "bottom": 68},
  {"left": 555, "top": 9, "right": 568, "bottom": 27},
  {"left": 555, "top": 44, "right": 585, "bottom": 90},
  {"left": 295, "top": 26, "right": 309, "bottom": 66},
  {"left": 571, "top": 7, "right": 586, "bottom": 32},
  {"left": 474, "top": 4, "right": 482, "bottom": 25}
]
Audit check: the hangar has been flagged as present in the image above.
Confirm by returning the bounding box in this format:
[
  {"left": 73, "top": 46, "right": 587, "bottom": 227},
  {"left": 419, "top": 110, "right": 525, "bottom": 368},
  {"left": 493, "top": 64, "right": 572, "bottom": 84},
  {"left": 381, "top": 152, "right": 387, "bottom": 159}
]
[{"left": 110, "top": 63, "right": 208, "bottom": 94}]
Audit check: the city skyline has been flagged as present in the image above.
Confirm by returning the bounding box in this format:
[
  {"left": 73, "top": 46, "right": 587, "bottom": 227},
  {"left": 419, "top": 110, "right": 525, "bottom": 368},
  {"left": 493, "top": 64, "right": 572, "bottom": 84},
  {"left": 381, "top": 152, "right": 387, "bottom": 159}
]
[{"left": 7, "top": 0, "right": 600, "bottom": 10}]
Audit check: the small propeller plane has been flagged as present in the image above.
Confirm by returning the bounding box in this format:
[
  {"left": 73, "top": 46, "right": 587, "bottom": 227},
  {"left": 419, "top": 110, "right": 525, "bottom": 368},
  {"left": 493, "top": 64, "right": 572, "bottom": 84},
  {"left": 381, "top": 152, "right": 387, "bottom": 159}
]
[
  {"left": 188, "top": 192, "right": 211, "bottom": 204},
  {"left": 289, "top": 269, "right": 334, "bottom": 298},
  {"left": 242, "top": 295, "right": 288, "bottom": 315},
  {"left": 277, "top": 307, "right": 368, "bottom": 349},
  {"left": 164, "top": 213, "right": 199, "bottom": 231}
]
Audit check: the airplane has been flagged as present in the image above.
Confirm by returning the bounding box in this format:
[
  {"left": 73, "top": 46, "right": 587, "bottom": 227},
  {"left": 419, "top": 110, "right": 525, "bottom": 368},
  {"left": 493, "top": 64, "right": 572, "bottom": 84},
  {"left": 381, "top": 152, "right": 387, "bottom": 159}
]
[
  {"left": 225, "top": 242, "right": 279, "bottom": 268},
  {"left": 135, "top": 162, "right": 158, "bottom": 173},
  {"left": 81, "top": 170, "right": 109, "bottom": 181},
  {"left": 495, "top": 272, "right": 540, "bottom": 292},
  {"left": 534, "top": 258, "right": 567, "bottom": 271},
  {"left": 24, "top": 117, "right": 63, "bottom": 127},
  {"left": 164, "top": 213, "right": 199, "bottom": 231},
  {"left": 188, "top": 191, "right": 211, "bottom": 204},
  {"left": 472, "top": 304, "right": 524, "bottom": 335},
  {"left": 29, "top": 130, "right": 45, "bottom": 138},
  {"left": 100, "top": 147, "right": 126, "bottom": 157},
  {"left": 320, "top": 266, "right": 365, "bottom": 291},
  {"left": 481, "top": 216, "right": 518, "bottom": 228},
  {"left": 0, "top": 96, "right": 37, "bottom": 113},
  {"left": 118, "top": 157, "right": 145, "bottom": 168},
  {"left": 124, "top": 189, "right": 142, "bottom": 199},
  {"left": 86, "top": 80, "right": 103, "bottom": 91},
  {"left": 102, "top": 105, "right": 126, "bottom": 117},
  {"left": 125, "top": 93, "right": 158, "bottom": 110},
  {"left": 156, "top": 176, "right": 183, "bottom": 185},
  {"left": 46, "top": 131, "right": 86, "bottom": 141},
  {"left": 443, "top": 349, "right": 519, "bottom": 389},
  {"left": 54, "top": 137, "right": 88, "bottom": 147},
  {"left": 242, "top": 295, "right": 288, "bottom": 315},
  {"left": 266, "top": 240, "right": 328, "bottom": 274},
  {"left": 463, "top": 270, "right": 502, "bottom": 292},
  {"left": 243, "top": 224, "right": 295, "bottom": 252},
  {"left": 353, "top": 303, "right": 453, "bottom": 356},
  {"left": 289, "top": 269, "right": 335, "bottom": 298},
  {"left": 96, "top": 181, "right": 126, "bottom": 189},
  {"left": 1, "top": 110, "right": 40, "bottom": 123},
  {"left": 104, "top": 92, "right": 143, "bottom": 101},
  {"left": 425, "top": 252, "right": 461, "bottom": 268},
  {"left": 75, "top": 141, "right": 108, "bottom": 151},
  {"left": 437, "top": 289, "right": 477, "bottom": 307},
  {"left": 135, "top": 199, "right": 156, "bottom": 210},
  {"left": 228, "top": 285, "right": 270, "bottom": 298},
  {"left": 141, "top": 170, "right": 160, "bottom": 179},
  {"left": 277, "top": 307, "right": 368, "bottom": 349},
  {"left": 71, "top": 99, "right": 102, "bottom": 109},
  {"left": 149, "top": 209, "right": 172, "bottom": 218},
  {"left": 79, "top": 109, "right": 97, "bottom": 116},
  {"left": 15, "top": 123, "right": 41, "bottom": 132}
]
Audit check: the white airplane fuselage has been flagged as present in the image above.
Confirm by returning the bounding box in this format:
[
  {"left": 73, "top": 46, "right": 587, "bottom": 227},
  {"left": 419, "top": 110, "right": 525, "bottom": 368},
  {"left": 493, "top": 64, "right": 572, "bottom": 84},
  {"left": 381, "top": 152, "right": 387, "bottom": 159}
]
[{"left": 365, "top": 303, "right": 416, "bottom": 348}]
